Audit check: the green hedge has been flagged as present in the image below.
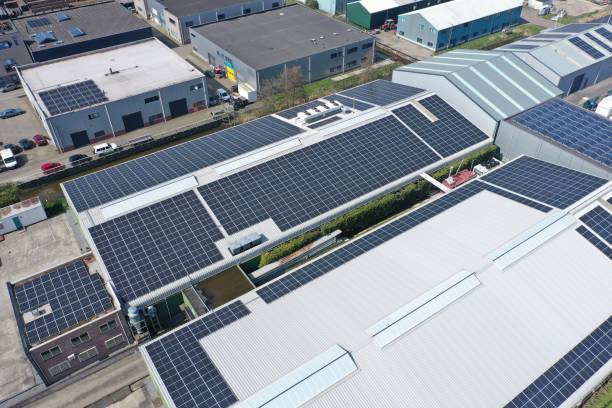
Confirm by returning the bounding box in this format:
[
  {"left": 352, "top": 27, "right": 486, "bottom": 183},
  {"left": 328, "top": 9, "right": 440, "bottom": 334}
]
[
  {"left": 0, "top": 183, "right": 19, "bottom": 208},
  {"left": 258, "top": 145, "right": 499, "bottom": 267},
  {"left": 43, "top": 197, "right": 68, "bottom": 218}
]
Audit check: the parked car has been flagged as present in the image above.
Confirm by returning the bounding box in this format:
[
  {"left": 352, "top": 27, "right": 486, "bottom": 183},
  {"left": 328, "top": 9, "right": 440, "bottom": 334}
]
[
  {"left": 41, "top": 161, "right": 64, "bottom": 174},
  {"left": 216, "top": 88, "right": 231, "bottom": 102},
  {"left": 4, "top": 143, "right": 22, "bottom": 154},
  {"left": 1, "top": 83, "right": 17, "bottom": 93},
  {"left": 18, "top": 138, "right": 35, "bottom": 150},
  {"left": 204, "top": 70, "right": 215, "bottom": 78},
  {"left": 1, "top": 148, "right": 17, "bottom": 169},
  {"left": 32, "top": 134, "right": 47, "bottom": 146},
  {"left": 0, "top": 108, "right": 25, "bottom": 119},
  {"left": 231, "top": 96, "right": 249, "bottom": 110},
  {"left": 93, "top": 142, "right": 118, "bottom": 156},
  {"left": 208, "top": 95, "right": 220, "bottom": 107},
  {"left": 68, "top": 153, "right": 91, "bottom": 166}
]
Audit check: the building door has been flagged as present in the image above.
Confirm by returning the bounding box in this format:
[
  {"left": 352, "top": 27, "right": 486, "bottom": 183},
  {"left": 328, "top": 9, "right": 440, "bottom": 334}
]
[
  {"left": 122, "top": 112, "right": 144, "bottom": 133},
  {"left": 70, "top": 130, "right": 90, "bottom": 148},
  {"left": 12, "top": 217, "right": 23, "bottom": 230},
  {"left": 568, "top": 74, "right": 585, "bottom": 94},
  {"left": 169, "top": 99, "right": 188, "bottom": 118}
]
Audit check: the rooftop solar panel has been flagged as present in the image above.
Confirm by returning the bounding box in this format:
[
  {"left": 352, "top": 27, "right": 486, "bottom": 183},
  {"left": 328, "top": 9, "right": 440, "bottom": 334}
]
[
  {"left": 12, "top": 260, "right": 114, "bottom": 346},
  {"left": 584, "top": 32, "right": 612, "bottom": 53},
  {"left": 580, "top": 206, "right": 611, "bottom": 245},
  {"left": 64, "top": 116, "right": 303, "bottom": 212},
  {"left": 499, "top": 44, "right": 540, "bottom": 50},
  {"left": 199, "top": 115, "right": 440, "bottom": 234},
  {"left": 532, "top": 33, "right": 571, "bottom": 39},
  {"left": 551, "top": 23, "right": 599, "bottom": 33},
  {"left": 145, "top": 301, "right": 249, "bottom": 408},
  {"left": 39, "top": 80, "right": 108, "bottom": 116},
  {"left": 392, "top": 95, "right": 489, "bottom": 157},
  {"left": 481, "top": 157, "right": 607, "bottom": 209},
  {"left": 504, "top": 316, "right": 611, "bottom": 408},
  {"left": 568, "top": 37, "right": 605, "bottom": 59},
  {"left": 338, "top": 79, "right": 423, "bottom": 106},
  {"left": 27, "top": 17, "right": 51, "bottom": 28},
  {"left": 576, "top": 226, "right": 612, "bottom": 260},
  {"left": 327, "top": 94, "right": 374, "bottom": 111},
  {"left": 595, "top": 27, "right": 612, "bottom": 41},
  {"left": 89, "top": 191, "right": 224, "bottom": 302},
  {"left": 510, "top": 98, "right": 612, "bottom": 168}
]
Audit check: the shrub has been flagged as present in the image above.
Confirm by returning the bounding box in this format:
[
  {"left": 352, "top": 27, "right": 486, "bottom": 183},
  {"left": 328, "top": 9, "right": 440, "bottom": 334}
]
[
  {"left": 0, "top": 183, "right": 19, "bottom": 208},
  {"left": 259, "top": 229, "right": 323, "bottom": 267},
  {"left": 43, "top": 197, "right": 68, "bottom": 218}
]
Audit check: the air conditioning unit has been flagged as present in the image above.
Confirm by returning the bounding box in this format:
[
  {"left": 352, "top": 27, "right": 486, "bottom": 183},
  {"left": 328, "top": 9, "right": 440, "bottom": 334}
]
[
  {"left": 298, "top": 103, "right": 343, "bottom": 124},
  {"left": 32, "top": 308, "right": 47, "bottom": 317},
  {"left": 228, "top": 233, "right": 263, "bottom": 256}
]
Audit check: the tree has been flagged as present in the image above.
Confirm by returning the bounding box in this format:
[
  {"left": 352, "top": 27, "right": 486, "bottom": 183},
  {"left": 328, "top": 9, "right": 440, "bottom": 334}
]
[
  {"left": 258, "top": 73, "right": 285, "bottom": 114},
  {"left": 359, "top": 51, "right": 375, "bottom": 83},
  {"left": 285, "top": 66, "right": 306, "bottom": 107},
  {"left": 306, "top": 0, "right": 318, "bottom": 9}
]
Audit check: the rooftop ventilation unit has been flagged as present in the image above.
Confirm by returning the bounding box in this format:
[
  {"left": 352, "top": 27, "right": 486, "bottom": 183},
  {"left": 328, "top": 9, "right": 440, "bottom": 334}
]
[
  {"left": 31, "top": 308, "right": 47, "bottom": 317},
  {"left": 228, "top": 232, "right": 263, "bottom": 256},
  {"left": 297, "top": 102, "right": 343, "bottom": 123}
]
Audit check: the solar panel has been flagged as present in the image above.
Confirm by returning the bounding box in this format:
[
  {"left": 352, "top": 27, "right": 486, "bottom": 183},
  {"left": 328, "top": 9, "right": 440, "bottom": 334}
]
[
  {"left": 504, "top": 316, "right": 611, "bottom": 408},
  {"left": 64, "top": 116, "right": 303, "bottom": 212},
  {"left": 595, "top": 27, "right": 612, "bottom": 41},
  {"left": 576, "top": 226, "right": 612, "bottom": 260},
  {"left": 89, "top": 191, "right": 224, "bottom": 302},
  {"left": 511, "top": 99, "right": 612, "bottom": 168},
  {"left": 27, "top": 17, "right": 51, "bottom": 28},
  {"left": 327, "top": 94, "right": 374, "bottom": 111},
  {"left": 532, "top": 33, "right": 571, "bottom": 39},
  {"left": 481, "top": 156, "right": 607, "bottom": 209},
  {"left": 257, "top": 180, "right": 551, "bottom": 304},
  {"left": 568, "top": 37, "right": 605, "bottom": 59},
  {"left": 39, "top": 80, "right": 108, "bottom": 116},
  {"left": 392, "top": 95, "right": 489, "bottom": 157},
  {"left": 199, "top": 115, "right": 440, "bottom": 234},
  {"left": 308, "top": 115, "right": 342, "bottom": 129},
  {"left": 551, "top": 23, "right": 599, "bottom": 33},
  {"left": 12, "top": 260, "right": 113, "bottom": 346},
  {"left": 499, "top": 44, "right": 539, "bottom": 50},
  {"left": 338, "top": 79, "right": 423, "bottom": 106},
  {"left": 584, "top": 32, "right": 612, "bottom": 52},
  {"left": 580, "top": 206, "right": 611, "bottom": 245},
  {"left": 68, "top": 27, "right": 85, "bottom": 38},
  {"left": 145, "top": 301, "right": 249, "bottom": 408}
]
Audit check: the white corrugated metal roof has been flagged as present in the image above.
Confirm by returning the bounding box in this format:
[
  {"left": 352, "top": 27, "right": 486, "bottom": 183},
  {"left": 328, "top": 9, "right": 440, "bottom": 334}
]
[
  {"left": 358, "top": 0, "right": 418, "bottom": 14},
  {"left": 402, "top": 0, "right": 523, "bottom": 31}
]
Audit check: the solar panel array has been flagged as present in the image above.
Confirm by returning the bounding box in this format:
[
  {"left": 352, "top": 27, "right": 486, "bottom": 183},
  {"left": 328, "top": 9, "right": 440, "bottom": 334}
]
[
  {"left": 257, "top": 180, "right": 551, "bottom": 304},
  {"left": 392, "top": 95, "right": 489, "bottom": 157},
  {"left": 580, "top": 206, "right": 611, "bottom": 245},
  {"left": 13, "top": 260, "right": 113, "bottom": 346},
  {"left": 199, "top": 115, "right": 440, "bottom": 234},
  {"left": 481, "top": 156, "right": 607, "bottom": 209},
  {"left": 39, "top": 80, "right": 108, "bottom": 116},
  {"left": 27, "top": 17, "right": 51, "bottom": 28},
  {"left": 89, "top": 191, "right": 224, "bottom": 302},
  {"left": 595, "top": 27, "right": 612, "bottom": 41},
  {"left": 584, "top": 32, "right": 612, "bottom": 52},
  {"left": 145, "top": 301, "right": 249, "bottom": 408},
  {"left": 64, "top": 116, "right": 303, "bottom": 212},
  {"left": 551, "top": 23, "right": 599, "bottom": 33},
  {"left": 327, "top": 94, "right": 374, "bottom": 111},
  {"left": 576, "top": 226, "right": 612, "bottom": 260},
  {"left": 568, "top": 37, "right": 605, "bottom": 59},
  {"left": 511, "top": 98, "right": 612, "bottom": 168},
  {"left": 500, "top": 44, "right": 540, "bottom": 50},
  {"left": 504, "top": 316, "right": 611, "bottom": 408},
  {"left": 338, "top": 79, "right": 423, "bottom": 106},
  {"left": 308, "top": 115, "right": 342, "bottom": 129},
  {"left": 532, "top": 33, "right": 571, "bottom": 39}
]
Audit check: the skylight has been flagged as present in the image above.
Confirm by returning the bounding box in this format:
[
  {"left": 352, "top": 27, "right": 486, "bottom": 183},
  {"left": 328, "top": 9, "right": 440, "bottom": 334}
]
[{"left": 68, "top": 27, "right": 86, "bottom": 38}]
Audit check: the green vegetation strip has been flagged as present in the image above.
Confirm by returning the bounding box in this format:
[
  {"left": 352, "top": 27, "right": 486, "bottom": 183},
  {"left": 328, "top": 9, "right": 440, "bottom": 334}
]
[
  {"left": 440, "top": 24, "right": 545, "bottom": 52},
  {"left": 0, "top": 183, "right": 19, "bottom": 208},
  {"left": 583, "top": 378, "right": 612, "bottom": 408},
  {"left": 258, "top": 145, "right": 498, "bottom": 267}
]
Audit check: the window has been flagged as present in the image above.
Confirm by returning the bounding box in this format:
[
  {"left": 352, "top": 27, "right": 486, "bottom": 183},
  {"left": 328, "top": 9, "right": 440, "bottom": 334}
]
[
  {"left": 346, "top": 60, "right": 357, "bottom": 68},
  {"left": 88, "top": 112, "right": 100, "bottom": 120},
  {"left": 168, "top": 17, "right": 176, "bottom": 25},
  {"left": 41, "top": 346, "right": 62, "bottom": 361},
  {"left": 430, "top": 27, "right": 435, "bottom": 33},
  {"left": 463, "top": 22, "right": 469, "bottom": 28},
  {"left": 0, "top": 41, "right": 11, "bottom": 50},
  {"left": 78, "top": 347, "right": 98, "bottom": 362},
  {"left": 427, "top": 41, "right": 433, "bottom": 47},
  {"left": 418, "top": 23, "right": 424, "bottom": 30},
  {"left": 362, "top": 42, "right": 373, "bottom": 50},
  {"left": 330, "top": 52, "right": 338, "bottom": 59},
  {"left": 217, "top": 13, "right": 225, "bottom": 20},
  {"left": 99, "top": 320, "right": 117, "bottom": 333},
  {"left": 398, "top": 30, "right": 405, "bottom": 36},
  {"left": 243, "top": 7, "right": 251, "bottom": 14},
  {"left": 190, "top": 83, "right": 203, "bottom": 91},
  {"left": 144, "top": 95, "right": 159, "bottom": 104},
  {"left": 329, "top": 65, "right": 342, "bottom": 73},
  {"left": 105, "top": 334, "right": 126, "bottom": 349},
  {"left": 416, "top": 37, "right": 423, "bottom": 44},
  {"left": 272, "top": 2, "right": 279, "bottom": 7},
  {"left": 346, "top": 46, "right": 358, "bottom": 54},
  {"left": 149, "top": 113, "right": 164, "bottom": 123},
  {"left": 70, "top": 332, "right": 90, "bottom": 346},
  {"left": 185, "top": 21, "right": 193, "bottom": 27},
  {"left": 49, "top": 361, "right": 71, "bottom": 377}
]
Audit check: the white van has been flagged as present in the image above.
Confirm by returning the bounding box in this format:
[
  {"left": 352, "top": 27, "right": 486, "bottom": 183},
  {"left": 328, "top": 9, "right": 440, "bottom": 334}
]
[
  {"left": 93, "top": 142, "right": 118, "bottom": 156},
  {"left": 216, "top": 88, "right": 231, "bottom": 102},
  {"left": 1, "top": 148, "right": 17, "bottom": 169}
]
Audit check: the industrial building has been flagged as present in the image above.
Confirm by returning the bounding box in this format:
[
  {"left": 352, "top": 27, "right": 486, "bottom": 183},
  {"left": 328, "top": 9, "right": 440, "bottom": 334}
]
[
  {"left": 0, "top": 196, "right": 47, "bottom": 234},
  {"left": 396, "top": 0, "right": 523, "bottom": 51},
  {"left": 141, "top": 156, "right": 612, "bottom": 408},
  {"left": 8, "top": 257, "right": 133, "bottom": 384},
  {"left": 496, "top": 98, "right": 612, "bottom": 179},
  {"left": 346, "top": 0, "right": 452, "bottom": 30},
  {"left": 61, "top": 79, "right": 493, "bottom": 313},
  {"left": 18, "top": 38, "right": 208, "bottom": 152},
  {"left": 12, "top": 1, "right": 153, "bottom": 63},
  {"left": 0, "top": 21, "right": 32, "bottom": 87},
  {"left": 189, "top": 5, "right": 375, "bottom": 93},
  {"left": 497, "top": 23, "right": 612, "bottom": 95},
  {"left": 392, "top": 50, "right": 562, "bottom": 136},
  {"left": 142, "top": 0, "right": 285, "bottom": 45},
  {"left": 296, "top": 0, "right": 353, "bottom": 15}
]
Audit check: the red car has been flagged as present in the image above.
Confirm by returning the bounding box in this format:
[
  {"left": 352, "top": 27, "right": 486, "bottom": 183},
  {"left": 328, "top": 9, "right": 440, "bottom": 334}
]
[
  {"left": 33, "top": 134, "right": 47, "bottom": 146},
  {"left": 41, "top": 161, "right": 64, "bottom": 174}
]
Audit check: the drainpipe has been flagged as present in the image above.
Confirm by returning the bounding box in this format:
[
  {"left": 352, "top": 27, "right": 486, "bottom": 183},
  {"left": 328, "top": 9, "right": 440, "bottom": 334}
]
[
  {"left": 104, "top": 104, "right": 116, "bottom": 137},
  {"left": 158, "top": 90, "right": 167, "bottom": 121}
]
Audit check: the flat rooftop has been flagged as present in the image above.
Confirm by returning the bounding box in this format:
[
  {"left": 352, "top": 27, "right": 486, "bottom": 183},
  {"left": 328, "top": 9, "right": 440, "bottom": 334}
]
[
  {"left": 141, "top": 156, "right": 612, "bottom": 408},
  {"left": 191, "top": 5, "right": 373, "bottom": 70},
  {"left": 62, "top": 80, "right": 495, "bottom": 306},
  {"left": 13, "top": 1, "right": 150, "bottom": 52},
  {"left": 155, "top": 0, "right": 259, "bottom": 17},
  {"left": 19, "top": 38, "right": 204, "bottom": 117},
  {"left": 0, "top": 22, "right": 33, "bottom": 71}
]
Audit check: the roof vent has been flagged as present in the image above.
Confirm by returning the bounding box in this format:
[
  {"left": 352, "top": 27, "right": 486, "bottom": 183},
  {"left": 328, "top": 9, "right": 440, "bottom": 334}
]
[
  {"left": 228, "top": 233, "right": 263, "bottom": 256},
  {"left": 320, "top": 35, "right": 325, "bottom": 39},
  {"left": 333, "top": 32, "right": 338, "bottom": 35},
  {"left": 32, "top": 308, "right": 47, "bottom": 317},
  {"left": 279, "top": 12, "right": 284, "bottom": 16},
  {"left": 347, "top": 28, "right": 352, "bottom": 32},
  {"left": 108, "top": 67, "right": 119, "bottom": 75}
]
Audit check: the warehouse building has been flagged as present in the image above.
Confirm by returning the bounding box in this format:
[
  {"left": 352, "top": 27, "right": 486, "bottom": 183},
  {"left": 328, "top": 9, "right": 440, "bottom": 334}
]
[
  {"left": 497, "top": 23, "right": 612, "bottom": 95},
  {"left": 12, "top": 1, "right": 153, "bottom": 63},
  {"left": 396, "top": 0, "right": 523, "bottom": 51},
  {"left": 392, "top": 50, "right": 562, "bottom": 136},
  {"left": 189, "top": 5, "right": 375, "bottom": 94},
  {"left": 140, "top": 156, "right": 612, "bottom": 408},
  {"left": 143, "top": 0, "right": 285, "bottom": 45},
  {"left": 346, "top": 0, "right": 453, "bottom": 30},
  {"left": 18, "top": 38, "right": 208, "bottom": 152},
  {"left": 0, "top": 21, "right": 31, "bottom": 87},
  {"left": 8, "top": 257, "right": 133, "bottom": 384},
  {"left": 60, "top": 79, "right": 493, "bottom": 310},
  {"left": 296, "top": 0, "right": 355, "bottom": 15},
  {"left": 497, "top": 98, "right": 612, "bottom": 179}
]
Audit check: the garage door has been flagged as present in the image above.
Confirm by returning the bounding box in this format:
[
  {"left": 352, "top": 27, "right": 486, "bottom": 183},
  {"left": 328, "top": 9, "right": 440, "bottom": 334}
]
[
  {"left": 70, "top": 130, "right": 90, "bottom": 148},
  {"left": 169, "top": 98, "right": 188, "bottom": 118},
  {"left": 122, "top": 111, "right": 144, "bottom": 133}
]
